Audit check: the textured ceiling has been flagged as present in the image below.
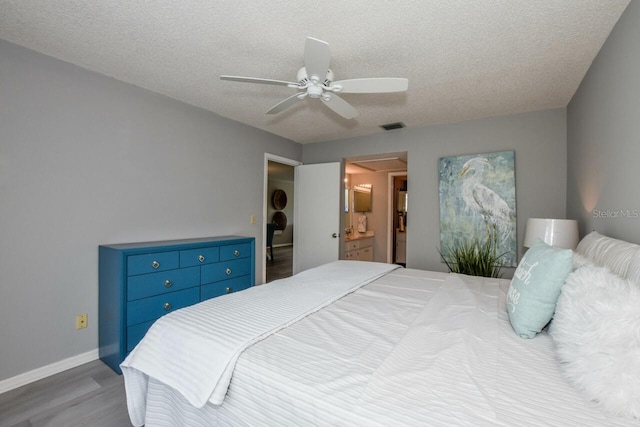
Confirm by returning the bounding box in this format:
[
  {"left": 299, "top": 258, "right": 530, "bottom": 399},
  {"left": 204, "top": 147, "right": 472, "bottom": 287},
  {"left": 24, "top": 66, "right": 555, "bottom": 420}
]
[
  {"left": 346, "top": 152, "right": 408, "bottom": 175},
  {"left": 0, "top": 1, "right": 630, "bottom": 144}
]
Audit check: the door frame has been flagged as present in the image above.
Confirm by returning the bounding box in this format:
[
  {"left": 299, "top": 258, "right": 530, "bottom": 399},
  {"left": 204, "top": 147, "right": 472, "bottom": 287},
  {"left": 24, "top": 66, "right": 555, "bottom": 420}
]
[
  {"left": 263, "top": 154, "right": 302, "bottom": 284},
  {"left": 387, "top": 172, "right": 408, "bottom": 263}
]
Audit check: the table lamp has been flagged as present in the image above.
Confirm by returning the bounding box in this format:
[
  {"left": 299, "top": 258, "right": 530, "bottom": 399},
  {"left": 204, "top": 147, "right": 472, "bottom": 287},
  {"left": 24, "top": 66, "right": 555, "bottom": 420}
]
[{"left": 523, "top": 218, "right": 579, "bottom": 249}]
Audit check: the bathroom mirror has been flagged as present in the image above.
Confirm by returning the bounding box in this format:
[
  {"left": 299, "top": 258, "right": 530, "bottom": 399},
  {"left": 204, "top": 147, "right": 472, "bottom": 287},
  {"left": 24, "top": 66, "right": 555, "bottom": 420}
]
[{"left": 353, "top": 184, "right": 372, "bottom": 212}]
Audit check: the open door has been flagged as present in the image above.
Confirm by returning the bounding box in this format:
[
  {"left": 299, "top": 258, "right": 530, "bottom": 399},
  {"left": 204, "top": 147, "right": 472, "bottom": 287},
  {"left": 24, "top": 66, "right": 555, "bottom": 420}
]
[{"left": 293, "top": 162, "right": 342, "bottom": 274}]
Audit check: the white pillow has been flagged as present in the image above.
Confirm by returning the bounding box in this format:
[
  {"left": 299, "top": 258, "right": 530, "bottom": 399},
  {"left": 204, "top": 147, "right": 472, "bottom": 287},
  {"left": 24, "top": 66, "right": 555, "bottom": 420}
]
[
  {"left": 550, "top": 265, "right": 640, "bottom": 418},
  {"left": 575, "top": 231, "right": 639, "bottom": 278},
  {"left": 575, "top": 230, "right": 604, "bottom": 257},
  {"left": 571, "top": 251, "right": 593, "bottom": 270},
  {"left": 626, "top": 248, "right": 640, "bottom": 284}
]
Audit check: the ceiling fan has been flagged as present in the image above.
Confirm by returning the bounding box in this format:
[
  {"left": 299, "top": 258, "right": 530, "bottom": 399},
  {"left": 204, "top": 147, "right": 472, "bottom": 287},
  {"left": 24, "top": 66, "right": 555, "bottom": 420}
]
[{"left": 221, "top": 37, "right": 408, "bottom": 120}]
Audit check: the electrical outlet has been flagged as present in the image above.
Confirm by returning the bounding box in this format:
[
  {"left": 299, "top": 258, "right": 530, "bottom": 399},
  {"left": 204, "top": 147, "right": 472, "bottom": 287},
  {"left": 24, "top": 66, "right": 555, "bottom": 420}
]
[
  {"left": 250, "top": 214, "right": 255, "bottom": 224},
  {"left": 76, "top": 314, "right": 88, "bottom": 330}
]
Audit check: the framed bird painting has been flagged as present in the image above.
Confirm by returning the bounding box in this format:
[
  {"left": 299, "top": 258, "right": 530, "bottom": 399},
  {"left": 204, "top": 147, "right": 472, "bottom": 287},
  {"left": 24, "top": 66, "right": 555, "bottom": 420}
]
[{"left": 438, "top": 150, "right": 517, "bottom": 267}]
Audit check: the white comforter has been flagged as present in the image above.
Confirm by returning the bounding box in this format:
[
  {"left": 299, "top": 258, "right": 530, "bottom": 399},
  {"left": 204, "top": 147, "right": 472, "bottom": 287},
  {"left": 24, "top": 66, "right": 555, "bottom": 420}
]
[
  {"left": 121, "top": 261, "right": 398, "bottom": 423},
  {"left": 123, "top": 265, "right": 640, "bottom": 426}
]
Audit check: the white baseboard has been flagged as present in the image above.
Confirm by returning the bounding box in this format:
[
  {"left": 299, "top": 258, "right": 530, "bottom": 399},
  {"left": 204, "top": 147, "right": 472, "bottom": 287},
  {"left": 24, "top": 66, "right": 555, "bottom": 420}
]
[{"left": 0, "top": 348, "right": 99, "bottom": 394}]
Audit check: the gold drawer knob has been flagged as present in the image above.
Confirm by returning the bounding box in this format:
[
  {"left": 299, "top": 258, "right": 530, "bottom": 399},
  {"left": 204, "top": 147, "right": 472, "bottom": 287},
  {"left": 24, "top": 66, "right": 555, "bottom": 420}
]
[
  {"left": 152, "top": 261, "right": 160, "bottom": 269},
  {"left": 234, "top": 250, "right": 240, "bottom": 257},
  {"left": 225, "top": 268, "right": 232, "bottom": 276},
  {"left": 198, "top": 255, "right": 205, "bottom": 263},
  {"left": 226, "top": 287, "right": 233, "bottom": 293},
  {"left": 164, "top": 280, "right": 172, "bottom": 288},
  {"left": 164, "top": 302, "right": 172, "bottom": 311}
]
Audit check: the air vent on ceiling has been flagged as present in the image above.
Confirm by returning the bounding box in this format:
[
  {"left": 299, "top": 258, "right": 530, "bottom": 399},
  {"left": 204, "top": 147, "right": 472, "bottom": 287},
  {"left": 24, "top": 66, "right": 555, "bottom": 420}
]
[{"left": 380, "top": 122, "right": 406, "bottom": 131}]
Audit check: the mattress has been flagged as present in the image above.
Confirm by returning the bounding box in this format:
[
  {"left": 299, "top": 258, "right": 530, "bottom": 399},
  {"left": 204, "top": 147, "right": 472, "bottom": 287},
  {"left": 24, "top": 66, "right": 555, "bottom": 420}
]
[{"left": 132, "top": 268, "right": 640, "bottom": 426}]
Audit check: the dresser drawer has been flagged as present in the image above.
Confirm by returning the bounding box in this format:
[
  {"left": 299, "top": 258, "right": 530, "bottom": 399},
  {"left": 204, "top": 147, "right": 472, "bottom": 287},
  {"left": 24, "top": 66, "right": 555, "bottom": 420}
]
[
  {"left": 359, "top": 246, "right": 374, "bottom": 261},
  {"left": 127, "top": 266, "right": 200, "bottom": 301},
  {"left": 126, "top": 287, "right": 199, "bottom": 326},
  {"left": 344, "top": 249, "right": 358, "bottom": 260},
  {"left": 128, "top": 251, "right": 179, "bottom": 276},
  {"left": 127, "top": 319, "right": 155, "bottom": 352},
  {"left": 201, "top": 275, "right": 252, "bottom": 300},
  {"left": 201, "top": 257, "right": 251, "bottom": 283},
  {"left": 180, "top": 246, "right": 220, "bottom": 267},
  {"left": 219, "top": 243, "right": 251, "bottom": 261},
  {"left": 346, "top": 241, "right": 359, "bottom": 251}
]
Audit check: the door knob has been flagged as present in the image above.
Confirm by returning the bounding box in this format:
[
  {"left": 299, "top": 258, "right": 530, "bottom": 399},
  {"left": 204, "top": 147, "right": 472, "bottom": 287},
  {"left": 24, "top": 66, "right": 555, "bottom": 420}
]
[{"left": 332, "top": 233, "right": 340, "bottom": 238}]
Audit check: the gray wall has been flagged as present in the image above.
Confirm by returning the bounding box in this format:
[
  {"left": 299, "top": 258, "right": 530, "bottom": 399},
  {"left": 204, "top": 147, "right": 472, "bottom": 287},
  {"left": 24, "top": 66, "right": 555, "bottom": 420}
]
[
  {"left": 567, "top": 1, "right": 640, "bottom": 242},
  {"left": 304, "top": 108, "right": 568, "bottom": 274},
  {"left": 0, "top": 39, "right": 301, "bottom": 382}
]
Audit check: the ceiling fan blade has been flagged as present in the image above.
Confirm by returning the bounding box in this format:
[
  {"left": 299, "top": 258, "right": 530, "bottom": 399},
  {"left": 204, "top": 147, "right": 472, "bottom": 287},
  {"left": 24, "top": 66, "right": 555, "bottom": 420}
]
[
  {"left": 332, "top": 78, "right": 409, "bottom": 93},
  {"left": 266, "top": 93, "right": 302, "bottom": 115},
  {"left": 221, "top": 75, "right": 299, "bottom": 86},
  {"left": 304, "top": 37, "right": 330, "bottom": 82},
  {"left": 323, "top": 94, "right": 359, "bottom": 119}
]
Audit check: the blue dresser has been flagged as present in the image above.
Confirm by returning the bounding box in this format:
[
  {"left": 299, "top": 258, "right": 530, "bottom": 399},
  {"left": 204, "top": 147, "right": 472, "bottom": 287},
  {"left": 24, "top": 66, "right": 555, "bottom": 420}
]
[{"left": 99, "top": 236, "right": 255, "bottom": 373}]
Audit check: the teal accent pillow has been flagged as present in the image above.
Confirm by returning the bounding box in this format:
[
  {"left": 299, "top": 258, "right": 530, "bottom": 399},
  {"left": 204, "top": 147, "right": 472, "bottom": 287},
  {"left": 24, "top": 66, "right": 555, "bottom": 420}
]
[{"left": 507, "top": 238, "right": 573, "bottom": 338}]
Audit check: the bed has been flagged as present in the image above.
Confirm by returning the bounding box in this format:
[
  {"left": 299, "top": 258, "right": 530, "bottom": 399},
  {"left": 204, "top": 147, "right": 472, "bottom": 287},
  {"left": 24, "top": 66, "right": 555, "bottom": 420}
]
[{"left": 121, "top": 232, "right": 640, "bottom": 426}]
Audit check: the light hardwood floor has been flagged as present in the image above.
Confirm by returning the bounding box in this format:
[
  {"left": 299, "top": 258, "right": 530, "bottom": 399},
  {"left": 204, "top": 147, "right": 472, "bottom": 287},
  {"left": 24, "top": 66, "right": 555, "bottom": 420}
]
[
  {"left": 266, "top": 244, "right": 293, "bottom": 283},
  {"left": 0, "top": 360, "right": 131, "bottom": 427}
]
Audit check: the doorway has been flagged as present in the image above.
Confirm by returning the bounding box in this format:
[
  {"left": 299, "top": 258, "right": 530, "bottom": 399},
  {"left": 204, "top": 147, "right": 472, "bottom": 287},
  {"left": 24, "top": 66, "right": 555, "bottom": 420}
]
[
  {"left": 388, "top": 173, "right": 408, "bottom": 265},
  {"left": 263, "top": 154, "right": 301, "bottom": 283},
  {"left": 343, "top": 152, "right": 408, "bottom": 265}
]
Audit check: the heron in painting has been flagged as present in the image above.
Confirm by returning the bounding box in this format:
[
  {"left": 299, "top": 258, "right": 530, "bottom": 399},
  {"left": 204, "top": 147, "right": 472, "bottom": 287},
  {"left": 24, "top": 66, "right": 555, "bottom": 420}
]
[{"left": 459, "top": 157, "right": 512, "bottom": 245}]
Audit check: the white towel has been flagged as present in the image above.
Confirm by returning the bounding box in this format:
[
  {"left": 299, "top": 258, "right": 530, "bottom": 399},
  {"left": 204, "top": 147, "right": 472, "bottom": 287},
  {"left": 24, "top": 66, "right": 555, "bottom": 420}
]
[{"left": 357, "top": 214, "right": 367, "bottom": 232}]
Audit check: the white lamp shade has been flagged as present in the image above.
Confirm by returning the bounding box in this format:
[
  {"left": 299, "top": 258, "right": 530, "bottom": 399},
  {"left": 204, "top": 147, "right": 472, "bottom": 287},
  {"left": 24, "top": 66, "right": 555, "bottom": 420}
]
[{"left": 524, "top": 218, "right": 579, "bottom": 249}]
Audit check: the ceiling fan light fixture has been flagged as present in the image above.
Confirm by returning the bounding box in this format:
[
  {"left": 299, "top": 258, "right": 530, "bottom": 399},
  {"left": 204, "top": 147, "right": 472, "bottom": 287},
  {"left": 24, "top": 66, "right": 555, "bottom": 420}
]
[{"left": 308, "top": 85, "right": 323, "bottom": 98}]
